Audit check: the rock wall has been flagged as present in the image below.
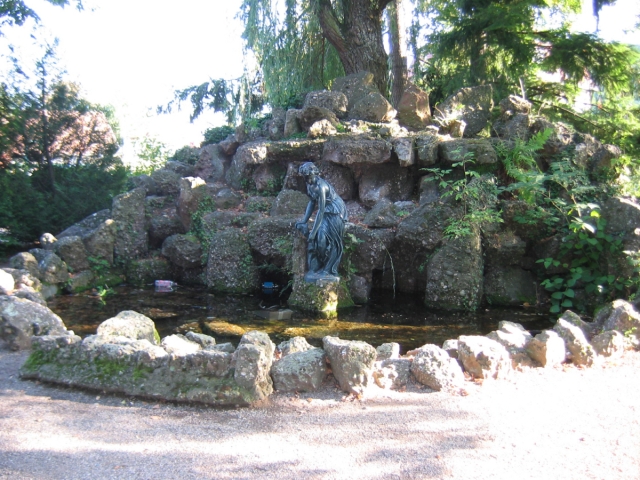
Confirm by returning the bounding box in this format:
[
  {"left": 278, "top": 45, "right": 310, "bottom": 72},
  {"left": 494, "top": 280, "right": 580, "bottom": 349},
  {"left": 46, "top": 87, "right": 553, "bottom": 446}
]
[
  {"left": 5, "top": 76, "right": 637, "bottom": 315},
  {"left": 14, "top": 299, "right": 640, "bottom": 406}
]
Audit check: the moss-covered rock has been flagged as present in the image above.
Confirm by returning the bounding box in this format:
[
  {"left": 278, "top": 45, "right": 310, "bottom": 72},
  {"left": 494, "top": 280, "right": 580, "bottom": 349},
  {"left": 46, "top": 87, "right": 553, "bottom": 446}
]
[
  {"left": 206, "top": 228, "right": 260, "bottom": 294},
  {"left": 287, "top": 234, "right": 354, "bottom": 317},
  {"left": 125, "top": 258, "right": 172, "bottom": 286},
  {"left": 424, "top": 233, "right": 484, "bottom": 311},
  {"left": 20, "top": 326, "right": 275, "bottom": 407}
]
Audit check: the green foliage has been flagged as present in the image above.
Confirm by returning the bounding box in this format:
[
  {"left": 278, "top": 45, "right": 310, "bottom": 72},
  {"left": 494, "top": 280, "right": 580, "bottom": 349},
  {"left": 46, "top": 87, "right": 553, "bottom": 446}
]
[
  {"left": 162, "top": 74, "right": 264, "bottom": 125},
  {"left": 423, "top": 150, "right": 503, "bottom": 238},
  {"left": 202, "top": 125, "right": 235, "bottom": 146},
  {"left": 0, "top": 0, "right": 82, "bottom": 33},
  {"left": 95, "top": 285, "right": 115, "bottom": 306},
  {"left": 169, "top": 146, "right": 200, "bottom": 165},
  {"left": 22, "top": 347, "right": 59, "bottom": 373},
  {"left": 0, "top": 159, "right": 128, "bottom": 250},
  {"left": 341, "top": 232, "right": 364, "bottom": 279},
  {"left": 88, "top": 256, "right": 110, "bottom": 277},
  {"left": 131, "top": 135, "right": 169, "bottom": 175},
  {"left": 93, "top": 357, "right": 126, "bottom": 381},
  {"left": 239, "top": 0, "right": 345, "bottom": 109},
  {"left": 496, "top": 129, "right": 552, "bottom": 204},
  {"left": 538, "top": 209, "right": 628, "bottom": 313},
  {"left": 414, "top": 0, "right": 636, "bottom": 107}
]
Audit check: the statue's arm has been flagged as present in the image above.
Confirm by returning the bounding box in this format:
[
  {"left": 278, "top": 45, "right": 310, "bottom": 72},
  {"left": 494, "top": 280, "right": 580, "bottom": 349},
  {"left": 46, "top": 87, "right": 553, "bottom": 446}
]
[{"left": 297, "top": 199, "right": 316, "bottom": 225}]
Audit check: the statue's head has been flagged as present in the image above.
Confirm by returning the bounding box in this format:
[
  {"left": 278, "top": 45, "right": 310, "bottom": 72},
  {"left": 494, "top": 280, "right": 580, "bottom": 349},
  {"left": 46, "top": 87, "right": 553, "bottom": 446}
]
[{"left": 299, "top": 162, "right": 319, "bottom": 178}]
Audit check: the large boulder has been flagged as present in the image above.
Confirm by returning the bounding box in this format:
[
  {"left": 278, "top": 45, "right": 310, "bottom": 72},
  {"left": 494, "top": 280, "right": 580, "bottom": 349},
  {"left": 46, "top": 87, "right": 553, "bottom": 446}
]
[
  {"left": 363, "top": 198, "right": 402, "bottom": 228},
  {"left": 96, "top": 310, "right": 159, "bottom": 345},
  {"left": 410, "top": 344, "right": 466, "bottom": 392},
  {"left": 323, "top": 135, "right": 392, "bottom": 166},
  {"left": 525, "top": 330, "right": 566, "bottom": 368},
  {"left": 0, "top": 296, "right": 70, "bottom": 350},
  {"left": 372, "top": 358, "right": 411, "bottom": 390},
  {"left": 382, "top": 202, "right": 454, "bottom": 293},
  {"left": 487, "top": 321, "right": 536, "bottom": 368},
  {"left": 590, "top": 144, "right": 622, "bottom": 178},
  {"left": 9, "top": 252, "right": 40, "bottom": 279},
  {"left": 284, "top": 109, "right": 303, "bottom": 137},
  {"left": 21, "top": 328, "right": 276, "bottom": 406},
  {"left": 82, "top": 218, "right": 116, "bottom": 266},
  {"left": 298, "top": 106, "right": 340, "bottom": 131},
  {"left": 264, "top": 107, "right": 286, "bottom": 140},
  {"left": 252, "top": 163, "right": 286, "bottom": 194},
  {"left": 194, "top": 144, "right": 227, "bottom": 182},
  {"left": 331, "top": 71, "right": 379, "bottom": 112},
  {"left": 206, "top": 228, "right": 260, "bottom": 294},
  {"left": 597, "top": 299, "right": 640, "bottom": 347},
  {"left": 3, "top": 268, "right": 42, "bottom": 292},
  {"left": 436, "top": 85, "right": 494, "bottom": 137},
  {"left": 30, "top": 250, "right": 69, "bottom": 285},
  {"left": 483, "top": 232, "right": 528, "bottom": 267},
  {"left": 277, "top": 336, "right": 316, "bottom": 357},
  {"left": 483, "top": 266, "right": 538, "bottom": 307},
  {"left": 322, "top": 336, "right": 376, "bottom": 394},
  {"left": 232, "top": 331, "right": 275, "bottom": 400},
  {"left": 225, "top": 140, "right": 269, "bottom": 189},
  {"left": 457, "top": 335, "right": 512, "bottom": 380},
  {"left": 303, "top": 90, "right": 348, "bottom": 118},
  {"left": 439, "top": 139, "right": 498, "bottom": 165},
  {"left": 247, "top": 216, "right": 296, "bottom": 269},
  {"left": 201, "top": 211, "right": 261, "bottom": 236},
  {"left": 553, "top": 313, "right": 597, "bottom": 366},
  {"left": 316, "top": 161, "right": 357, "bottom": 201},
  {"left": 349, "top": 91, "right": 396, "bottom": 123},
  {"left": 54, "top": 235, "right": 90, "bottom": 272},
  {"left": 424, "top": 233, "right": 484, "bottom": 311},
  {"left": 147, "top": 197, "right": 184, "bottom": 249},
  {"left": 415, "top": 132, "right": 442, "bottom": 167},
  {"left": 358, "top": 163, "right": 414, "bottom": 207},
  {"left": 391, "top": 136, "right": 415, "bottom": 167},
  {"left": 270, "top": 189, "right": 309, "bottom": 217},
  {"left": 397, "top": 83, "right": 431, "bottom": 130},
  {"left": 176, "top": 177, "right": 207, "bottom": 231},
  {"left": 112, "top": 187, "right": 148, "bottom": 262},
  {"left": 161, "top": 234, "right": 203, "bottom": 270},
  {"left": 270, "top": 348, "right": 327, "bottom": 392},
  {"left": 149, "top": 168, "right": 182, "bottom": 196},
  {"left": 125, "top": 258, "right": 172, "bottom": 286},
  {"left": 591, "top": 330, "right": 626, "bottom": 359}
]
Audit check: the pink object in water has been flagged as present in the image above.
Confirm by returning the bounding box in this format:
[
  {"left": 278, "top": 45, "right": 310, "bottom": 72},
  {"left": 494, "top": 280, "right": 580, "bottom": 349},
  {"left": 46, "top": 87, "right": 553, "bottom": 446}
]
[{"left": 154, "top": 280, "right": 176, "bottom": 292}]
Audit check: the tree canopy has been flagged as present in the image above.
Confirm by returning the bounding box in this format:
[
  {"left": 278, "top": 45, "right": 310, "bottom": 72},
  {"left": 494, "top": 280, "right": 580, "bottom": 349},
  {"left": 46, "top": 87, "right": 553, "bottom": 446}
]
[{"left": 0, "top": 0, "right": 82, "bottom": 34}]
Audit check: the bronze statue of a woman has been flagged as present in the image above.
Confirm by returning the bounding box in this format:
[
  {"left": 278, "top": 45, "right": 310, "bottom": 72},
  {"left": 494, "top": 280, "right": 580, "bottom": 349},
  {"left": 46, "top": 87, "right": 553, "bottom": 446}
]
[{"left": 295, "top": 162, "right": 348, "bottom": 283}]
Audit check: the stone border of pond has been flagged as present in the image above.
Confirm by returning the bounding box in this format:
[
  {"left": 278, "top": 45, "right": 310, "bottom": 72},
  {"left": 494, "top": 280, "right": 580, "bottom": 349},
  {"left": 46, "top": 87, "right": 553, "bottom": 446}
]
[{"left": 6, "top": 295, "right": 639, "bottom": 407}]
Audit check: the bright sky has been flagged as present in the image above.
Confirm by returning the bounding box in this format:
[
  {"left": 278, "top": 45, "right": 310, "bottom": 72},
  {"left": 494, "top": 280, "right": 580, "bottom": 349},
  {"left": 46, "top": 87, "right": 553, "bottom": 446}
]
[
  {"left": 0, "top": 0, "right": 637, "bottom": 165},
  {"left": 1, "top": 0, "right": 246, "bottom": 163}
]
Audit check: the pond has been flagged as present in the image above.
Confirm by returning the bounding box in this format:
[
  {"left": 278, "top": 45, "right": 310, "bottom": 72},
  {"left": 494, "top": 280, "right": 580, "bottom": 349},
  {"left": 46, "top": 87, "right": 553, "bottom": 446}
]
[{"left": 48, "top": 285, "right": 555, "bottom": 354}]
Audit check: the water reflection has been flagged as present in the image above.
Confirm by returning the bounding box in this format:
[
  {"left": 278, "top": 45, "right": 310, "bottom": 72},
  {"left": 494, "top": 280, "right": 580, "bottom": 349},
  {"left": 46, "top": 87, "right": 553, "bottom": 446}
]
[{"left": 48, "top": 285, "right": 554, "bottom": 353}]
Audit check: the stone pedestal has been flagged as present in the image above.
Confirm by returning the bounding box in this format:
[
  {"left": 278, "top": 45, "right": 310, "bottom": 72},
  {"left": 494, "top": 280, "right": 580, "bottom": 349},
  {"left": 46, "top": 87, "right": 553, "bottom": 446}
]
[{"left": 287, "top": 234, "right": 354, "bottom": 318}]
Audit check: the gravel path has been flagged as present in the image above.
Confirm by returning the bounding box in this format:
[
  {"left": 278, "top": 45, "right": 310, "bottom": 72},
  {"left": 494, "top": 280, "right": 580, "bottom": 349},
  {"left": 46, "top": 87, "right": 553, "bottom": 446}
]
[{"left": 1, "top": 346, "right": 639, "bottom": 480}]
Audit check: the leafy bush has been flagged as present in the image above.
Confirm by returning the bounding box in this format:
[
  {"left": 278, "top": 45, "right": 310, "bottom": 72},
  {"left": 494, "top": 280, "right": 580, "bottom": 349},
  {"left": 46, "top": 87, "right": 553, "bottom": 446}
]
[
  {"left": 169, "top": 146, "right": 200, "bottom": 165},
  {"left": 202, "top": 125, "right": 235, "bottom": 146},
  {"left": 0, "top": 157, "right": 129, "bottom": 251}
]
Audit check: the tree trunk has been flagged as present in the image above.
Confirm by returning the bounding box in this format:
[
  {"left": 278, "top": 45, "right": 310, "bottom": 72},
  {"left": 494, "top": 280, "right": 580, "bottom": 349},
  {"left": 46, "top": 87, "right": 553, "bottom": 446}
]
[
  {"left": 387, "top": 0, "right": 408, "bottom": 107},
  {"left": 315, "top": 0, "right": 393, "bottom": 95}
]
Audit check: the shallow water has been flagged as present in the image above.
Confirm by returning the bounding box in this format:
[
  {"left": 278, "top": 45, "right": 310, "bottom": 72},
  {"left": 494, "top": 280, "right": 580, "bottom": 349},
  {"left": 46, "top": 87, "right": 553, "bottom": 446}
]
[{"left": 48, "top": 285, "right": 554, "bottom": 353}]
